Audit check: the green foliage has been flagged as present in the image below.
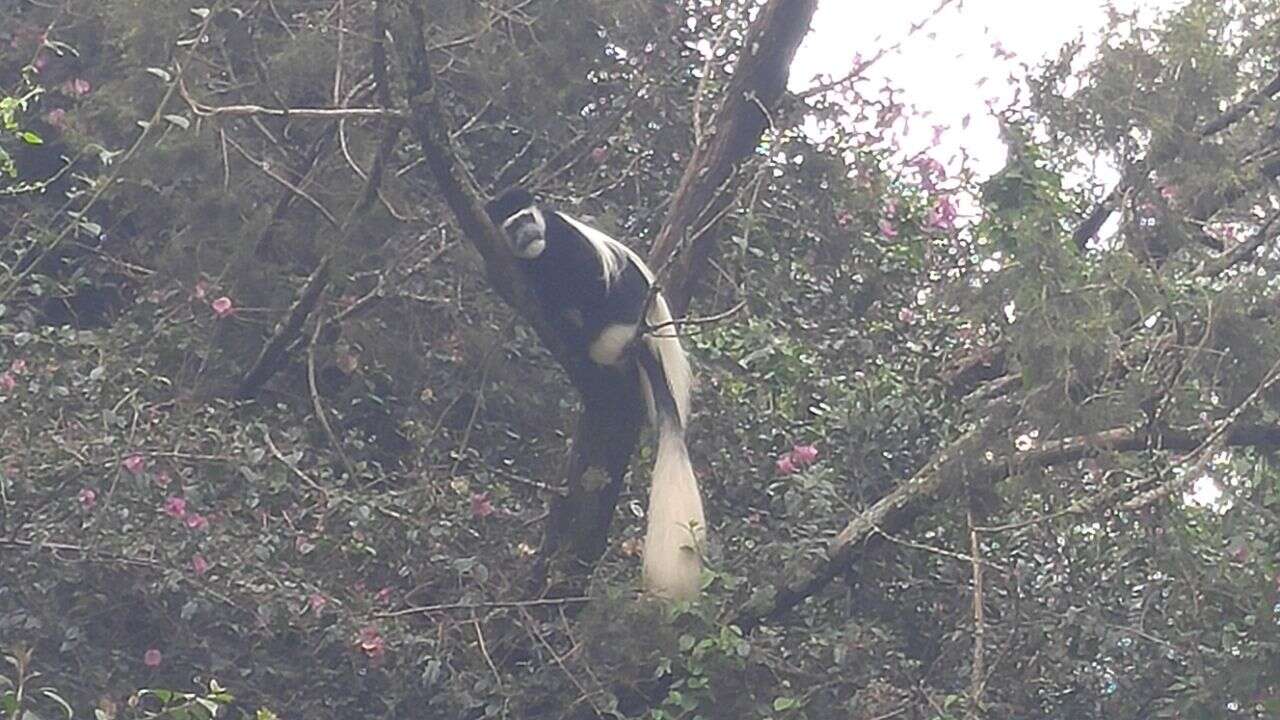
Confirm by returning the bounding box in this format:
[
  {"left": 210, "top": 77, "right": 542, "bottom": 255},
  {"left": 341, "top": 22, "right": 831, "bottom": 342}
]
[
  {"left": 0, "top": 85, "right": 44, "bottom": 180},
  {"left": 1, "top": 0, "right": 1280, "bottom": 717}
]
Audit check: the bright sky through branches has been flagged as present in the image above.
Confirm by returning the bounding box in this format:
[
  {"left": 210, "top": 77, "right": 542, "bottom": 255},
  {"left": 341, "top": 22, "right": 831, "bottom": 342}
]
[
  {"left": 794, "top": 0, "right": 1235, "bottom": 510},
  {"left": 792, "top": 0, "right": 1189, "bottom": 178}
]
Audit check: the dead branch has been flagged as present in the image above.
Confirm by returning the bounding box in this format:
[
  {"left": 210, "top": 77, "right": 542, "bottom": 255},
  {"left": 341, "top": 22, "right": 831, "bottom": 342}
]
[
  {"left": 796, "top": 0, "right": 961, "bottom": 100},
  {"left": 375, "top": 595, "right": 589, "bottom": 619},
  {"left": 307, "top": 314, "right": 357, "bottom": 479}
]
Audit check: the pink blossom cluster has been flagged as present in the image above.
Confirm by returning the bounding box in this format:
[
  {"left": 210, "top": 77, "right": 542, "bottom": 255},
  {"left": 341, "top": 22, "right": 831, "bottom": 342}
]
[
  {"left": 775, "top": 443, "right": 820, "bottom": 476},
  {"left": 162, "top": 494, "right": 209, "bottom": 531},
  {"left": 470, "top": 492, "right": 495, "bottom": 519},
  {"left": 193, "top": 279, "right": 235, "bottom": 318},
  {"left": 357, "top": 625, "right": 386, "bottom": 665},
  {"left": 0, "top": 358, "right": 27, "bottom": 393}
]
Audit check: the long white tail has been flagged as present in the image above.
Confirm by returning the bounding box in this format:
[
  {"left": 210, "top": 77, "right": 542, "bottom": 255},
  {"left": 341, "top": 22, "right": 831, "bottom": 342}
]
[{"left": 636, "top": 293, "right": 705, "bottom": 600}]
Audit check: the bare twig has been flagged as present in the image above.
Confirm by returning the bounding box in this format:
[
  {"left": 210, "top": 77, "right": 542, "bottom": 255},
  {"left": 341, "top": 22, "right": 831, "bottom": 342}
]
[
  {"left": 967, "top": 504, "right": 986, "bottom": 720},
  {"left": 307, "top": 315, "right": 357, "bottom": 479},
  {"left": 236, "top": 258, "right": 332, "bottom": 399},
  {"left": 872, "top": 525, "right": 1007, "bottom": 574},
  {"left": 1122, "top": 354, "right": 1280, "bottom": 510},
  {"left": 263, "top": 430, "right": 330, "bottom": 502},
  {"left": 224, "top": 134, "right": 343, "bottom": 228},
  {"left": 375, "top": 595, "right": 590, "bottom": 619},
  {"left": 796, "top": 0, "right": 961, "bottom": 99}
]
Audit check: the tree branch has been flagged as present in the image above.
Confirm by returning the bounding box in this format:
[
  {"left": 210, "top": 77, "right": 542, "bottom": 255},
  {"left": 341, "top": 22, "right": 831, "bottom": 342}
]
[
  {"left": 735, "top": 414, "right": 1280, "bottom": 631},
  {"left": 1072, "top": 69, "right": 1280, "bottom": 249},
  {"left": 398, "top": 0, "right": 642, "bottom": 595},
  {"left": 649, "top": 0, "right": 819, "bottom": 314}
]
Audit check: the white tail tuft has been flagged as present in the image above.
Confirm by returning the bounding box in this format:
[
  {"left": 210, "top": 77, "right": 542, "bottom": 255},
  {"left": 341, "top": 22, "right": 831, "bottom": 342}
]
[
  {"left": 642, "top": 423, "right": 706, "bottom": 600},
  {"left": 636, "top": 291, "right": 702, "bottom": 600}
]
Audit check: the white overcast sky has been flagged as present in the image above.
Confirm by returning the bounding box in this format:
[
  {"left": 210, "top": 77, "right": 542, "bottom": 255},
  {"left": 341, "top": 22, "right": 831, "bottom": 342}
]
[{"left": 791, "top": 0, "right": 1189, "bottom": 178}]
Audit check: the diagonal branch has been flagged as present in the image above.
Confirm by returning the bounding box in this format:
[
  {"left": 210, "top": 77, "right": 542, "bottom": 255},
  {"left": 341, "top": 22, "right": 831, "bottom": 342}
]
[
  {"left": 1072, "top": 69, "right": 1280, "bottom": 250},
  {"left": 734, "top": 414, "right": 1280, "bottom": 631},
  {"left": 398, "top": 0, "right": 644, "bottom": 595},
  {"left": 649, "top": 0, "right": 820, "bottom": 315},
  {"left": 399, "top": 3, "right": 541, "bottom": 318}
]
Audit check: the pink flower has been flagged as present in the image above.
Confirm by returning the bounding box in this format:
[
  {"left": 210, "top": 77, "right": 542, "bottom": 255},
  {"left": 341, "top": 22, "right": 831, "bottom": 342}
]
[
  {"left": 375, "top": 587, "right": 393, "bottom": 605},
  {"left": 357, "top": 625, "right": 386, "bottom": 664},
  {"left": 775, "top": 454, "right": 797, "bottom": 476},
  {"left": 163, "top": 496, "right": 187, "bottom": 519},
  {"left": 308, "top": 593, "right": 328, "bottom": 612},
  {"left": 185, "top": 513, "right": 209, "bottom": 531},
  {"left": 898, "top": 307, "right": 917, "bottom": 324},
  {"left": 143, "top": 649, "right": 162, "bottom": 668},
  {"left": 0, "top": 373, "right": 15, "bottom": 392},
  {"left": 914, "top": 157, "right": 946, "bottom": 192},
  {"left": 211, "top": 296, "right": 234, "bottom": 318},
  {"left": 590, "top": 146, "right": 608, "bottom": 164},
  {"left": 9, "top": 359, "right": 26, "bottom": 374},
  {"left": 61, "top": 77, "right": 91, "bottom": 96},
  {"left": 191, "top": 554, "right": 209, "bottom": 576},
  {"left": 193, "top": 280, "right": 210, "bottom": 300},
  {"left": 791, "top": 444, "right": 819, "bottom": 466},
  {"left": 470, "top": 492, "right": 495, "bottom": 519},
  {"left": 926, "top": 196, "right": 958, "bottom": 231},
  {"left": 78, "top": 488, "right": 97, "bottom": 509},
  {"left": 835, "top": 210, "right": 853, "bottom": 227},
  {"left": 44, "top": 108, "right": 67, "bottom": 130},
  {"left": 878, "top": 218, "right": 899, "bottom": 239},
  {"left": 122, "top": 454, "right": 146, "bottom": 474}
]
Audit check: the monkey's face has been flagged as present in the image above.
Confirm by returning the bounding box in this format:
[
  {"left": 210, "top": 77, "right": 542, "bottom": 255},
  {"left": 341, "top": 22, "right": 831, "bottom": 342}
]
[{"left": 502, "top": 206, "right": 547, "bottom": 259}]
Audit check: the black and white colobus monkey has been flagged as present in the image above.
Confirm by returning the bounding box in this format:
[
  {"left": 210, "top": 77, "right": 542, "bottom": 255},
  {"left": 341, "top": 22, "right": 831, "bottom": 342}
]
[{"left": 486, "top": 187, "right": 705, "bottom": 600}]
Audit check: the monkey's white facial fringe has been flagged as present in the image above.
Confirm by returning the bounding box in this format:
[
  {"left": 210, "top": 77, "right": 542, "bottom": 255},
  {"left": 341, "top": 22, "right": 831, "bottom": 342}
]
[{"left": 503, "top": 206, "right": 547, "bottom": 259}]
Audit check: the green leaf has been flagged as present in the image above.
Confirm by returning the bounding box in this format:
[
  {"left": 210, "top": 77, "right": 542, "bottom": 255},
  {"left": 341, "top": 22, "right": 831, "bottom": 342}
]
[
  {"left": 773, "top": 697, "right": 798, "bottom": 711},
  {"left": 19, "top": 131, "right": 43, "bottom": 145}
]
